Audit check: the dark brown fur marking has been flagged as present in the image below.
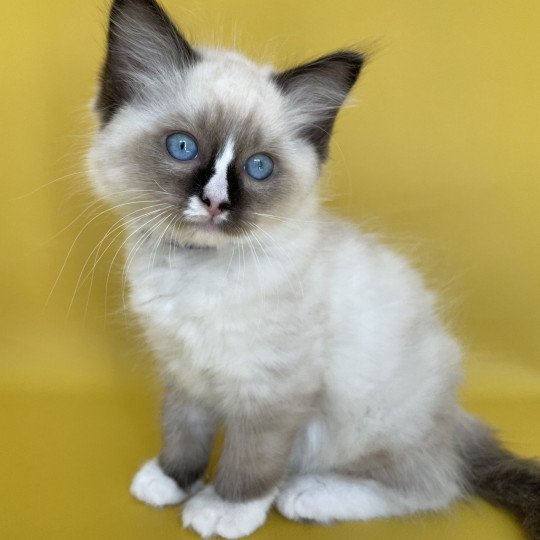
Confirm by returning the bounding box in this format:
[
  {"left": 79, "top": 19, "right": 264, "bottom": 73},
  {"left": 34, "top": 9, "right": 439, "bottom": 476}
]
[
  {"left": 158, "top": 389, "right": 216, "bottom": 489},
  {"left": 462, "top": 426, "right": 540, "bottom": 539},
  {"left": 97, "top": 0, "right": 198, "bottom": 124},
  {"left": 215, "top": 413, "right": 307, "bottom": 502},
  {"left": 273, "top": 51, "right": 364, "bottom": 160}
]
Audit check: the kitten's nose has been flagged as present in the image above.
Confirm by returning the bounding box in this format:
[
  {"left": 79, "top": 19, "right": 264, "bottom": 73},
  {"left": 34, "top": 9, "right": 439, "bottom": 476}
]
[{"left": 201, "top": 196, "right": 231, "bottom": 217}]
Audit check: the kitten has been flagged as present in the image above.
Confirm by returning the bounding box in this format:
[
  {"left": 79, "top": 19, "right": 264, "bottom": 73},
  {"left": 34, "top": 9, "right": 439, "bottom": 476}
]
[{"left": 87, "top": 0, "right": 540, "bottom": 538}]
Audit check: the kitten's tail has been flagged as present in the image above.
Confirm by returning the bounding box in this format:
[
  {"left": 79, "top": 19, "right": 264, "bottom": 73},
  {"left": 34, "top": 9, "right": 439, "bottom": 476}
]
[{"left": 459, "top": 415, "right": 540, "bottom": 539}]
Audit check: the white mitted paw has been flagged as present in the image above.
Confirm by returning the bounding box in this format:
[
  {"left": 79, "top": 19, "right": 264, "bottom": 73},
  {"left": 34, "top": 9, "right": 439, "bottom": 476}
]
[
  {"left": 277, "top": 475, "right": 393, "bottom": 523},
  {"left": 182, "top": 485, "right": 275, "bottom": 539},
  {"left": 130, "top": 458, "right": 187, "bottom": 507},
  {"left": 277, "top": 476, "right": 335, "bottom": 522}
]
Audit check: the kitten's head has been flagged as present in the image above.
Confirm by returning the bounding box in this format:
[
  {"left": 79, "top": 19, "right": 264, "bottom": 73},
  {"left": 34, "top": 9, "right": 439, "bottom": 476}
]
[{"left": 87, "top": 0, "right": 363, "bottom": 247}]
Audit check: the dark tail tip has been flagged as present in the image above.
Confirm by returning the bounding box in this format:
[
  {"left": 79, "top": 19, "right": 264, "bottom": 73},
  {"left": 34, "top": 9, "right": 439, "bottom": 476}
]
[{"left": 460, "top": 421, "right": 540, "bottom": 539}]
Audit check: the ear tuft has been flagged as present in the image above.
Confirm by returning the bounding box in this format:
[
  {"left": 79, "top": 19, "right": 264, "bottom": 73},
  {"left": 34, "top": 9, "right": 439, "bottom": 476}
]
[
  {"left": 96, "top": 0, "right": 198, "bottom": 125},
  {"left": 273, "top": 51, "right": 364, "bottom": 160}
]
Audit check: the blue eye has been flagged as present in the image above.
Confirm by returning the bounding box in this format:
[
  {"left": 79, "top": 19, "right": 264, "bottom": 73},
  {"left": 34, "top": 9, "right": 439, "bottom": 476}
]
[
  {"left": 245, "top": 154, "right": 274, "bottom": 180},
  {"left": 166, "top": 133, "right": 198, "bottom": 161}
]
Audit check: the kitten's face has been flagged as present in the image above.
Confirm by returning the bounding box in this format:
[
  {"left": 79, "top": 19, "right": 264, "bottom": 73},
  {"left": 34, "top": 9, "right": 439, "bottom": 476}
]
[{"left": 88, "top": 0, "right": 363, "bottom": 247}]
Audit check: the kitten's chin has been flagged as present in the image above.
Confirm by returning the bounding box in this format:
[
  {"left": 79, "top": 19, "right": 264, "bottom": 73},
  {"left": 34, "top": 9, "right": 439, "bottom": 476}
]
[
  {"left": 189, "top": 220, "right": 224, "bottom": 234},
  {"left": 173, "top": 221, "right": 234, "bottom": 249}
]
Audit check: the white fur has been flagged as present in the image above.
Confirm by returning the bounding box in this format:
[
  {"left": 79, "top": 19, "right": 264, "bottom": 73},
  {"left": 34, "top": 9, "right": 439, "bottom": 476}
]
[
  {"left": 183, "top": 195, "right": 229, "bottom": 225},
  {"left": 277, "top": 475, "right": 396, "bottom": 522},
  {"left": 183, "top": 195, "right": 209, "bottom": 221},
  {"left": 87, "top": 49, "right": 318, "bottom": 218},
  {"left": 183, "top": 486, "right": 276, "bottom": 539},
  {"left": 276, "top": 473, "right": 458, "bottom": 522},
  {"left": 130, "top": 458, "right": 187, "bottom": 507},
  {"left": 126, "top": 215, "right": 461, "bottom": 437},
  {"left": 89, "top": 39, "right": 467, "bottom": 539},
  {"left": 203, "top": 138, "right": 234, "bottom": 206},
  {"left": 121, "top": 213, "right": 465, "bottom": 538}
]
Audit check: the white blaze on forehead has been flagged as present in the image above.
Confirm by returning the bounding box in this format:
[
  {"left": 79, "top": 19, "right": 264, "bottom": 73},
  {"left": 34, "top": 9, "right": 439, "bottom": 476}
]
[{"left": 203, "top": 138, "right": 235, "bottom": 204}]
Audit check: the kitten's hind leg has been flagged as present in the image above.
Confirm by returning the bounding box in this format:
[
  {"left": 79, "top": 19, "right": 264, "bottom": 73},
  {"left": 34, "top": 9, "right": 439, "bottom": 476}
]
[
  {"left": 131, "top": 389, "right": 216, "bottom": 507},
  {"left": 276, "top": 473, "right": 459, "bottom": 523}
]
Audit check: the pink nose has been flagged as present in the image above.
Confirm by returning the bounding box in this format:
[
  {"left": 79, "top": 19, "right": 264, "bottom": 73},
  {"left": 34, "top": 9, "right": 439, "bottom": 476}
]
[{"left": 201, "top": 196, "right": 230, "bottom": 217}]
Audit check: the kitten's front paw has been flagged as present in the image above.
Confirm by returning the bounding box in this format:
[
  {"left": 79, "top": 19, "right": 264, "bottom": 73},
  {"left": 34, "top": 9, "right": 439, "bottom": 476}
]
[
  {"left": 276, "top": 475, "right": 336, "bottom": 522},
  {"left": 130, "top": 458, "right": 187, "bottom": 507},
  {"left": 182, "top": 485, "right": 274, "bottom": 539}
]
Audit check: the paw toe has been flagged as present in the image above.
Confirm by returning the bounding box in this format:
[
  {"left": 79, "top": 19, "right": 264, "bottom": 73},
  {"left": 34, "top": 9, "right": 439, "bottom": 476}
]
[
  {"left": 130, "top": 458, "right": 186, "bottom": 507},
  {"left": 277, "top": 477, "right": 331, "bottom": 523},
  {"left": 182, "top": 485, "right": 271, "bottom": 538}
]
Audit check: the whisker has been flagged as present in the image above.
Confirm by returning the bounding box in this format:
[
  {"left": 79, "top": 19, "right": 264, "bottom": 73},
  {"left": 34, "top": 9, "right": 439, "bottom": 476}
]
[
  {"left": 70, "top": 203, "right": 173, "bottom": 318},
  {"left": 246, "top": 220, "right": 304, "bottom": 299},
  {"left": 12, "top": 171, "right": 87, "bottom": 200},
  {"left": 242, "top": 231, "right": 267, "bottom": 332},
  {"left": 104, "top": 209, "right": 171, "bottom": 320},
  {"left": 45, "top": 197, "right": 171, "bottom": 310},
  {"left": 246, "top": 226, "right": 282, "bottom": 314},
  {"left": 148, "top": 213, "right": 176, "bottom": 274},
  {"left": 224, "top": 237, "right": 237, "bottom": 281},
  {"left": 247, "top": 211, "right": 329, "bottom": 226},
  {"left": 121, "top": 212, "right": 172, "bottom": 313}
]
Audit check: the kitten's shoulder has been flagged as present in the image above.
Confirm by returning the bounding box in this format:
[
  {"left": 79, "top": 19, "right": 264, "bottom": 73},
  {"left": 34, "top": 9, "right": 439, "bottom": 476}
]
[
  {"left": 317, "top": 210, "right": 389, "bottom": 258},
  {"left": 316, "top": 210, "right": 432, "bottom": 297}
]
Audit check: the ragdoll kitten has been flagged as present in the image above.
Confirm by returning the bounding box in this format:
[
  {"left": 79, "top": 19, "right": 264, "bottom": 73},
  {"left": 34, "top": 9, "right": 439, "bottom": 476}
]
[{"left": 87, "top": 0, "right": 540, "bottom": 538}]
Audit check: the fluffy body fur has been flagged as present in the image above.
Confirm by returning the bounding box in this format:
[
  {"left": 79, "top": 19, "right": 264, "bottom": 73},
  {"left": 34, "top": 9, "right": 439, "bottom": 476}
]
[{"left": 88, "top": 1, "right": 540, "bottom": 538}]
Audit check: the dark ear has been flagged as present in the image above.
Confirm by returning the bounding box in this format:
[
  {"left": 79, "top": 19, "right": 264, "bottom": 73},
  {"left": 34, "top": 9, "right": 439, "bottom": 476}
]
[
  {"left": 273, "top": 51, "right": 364, "bottom": 160},
  {"left": 96, "top": 0, "right": 198, "bottom": 125}
]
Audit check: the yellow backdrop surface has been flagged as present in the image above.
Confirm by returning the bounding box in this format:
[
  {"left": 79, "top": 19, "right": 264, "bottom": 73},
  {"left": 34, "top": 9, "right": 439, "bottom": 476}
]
[{"left": 1, "top": 1, "right": 539, "bottom": 539}]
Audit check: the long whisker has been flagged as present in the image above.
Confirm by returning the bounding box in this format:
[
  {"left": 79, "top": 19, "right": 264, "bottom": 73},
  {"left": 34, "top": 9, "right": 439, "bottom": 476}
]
[
  {"left": 168, "top": 216, "right": 177, "bottom": 270},
  {"left": 70, "top": 203, "right": 173, "bottom": 318},
  {"left": 247, "top": 226, "right": 282, "bottom": 314},
  {"left": 41, "top": 197, "right": 106, "bottom": 246},
  {"left": 12, "top": 171, "right": 87, "bottom": 200},
  {"left": 148, "top": 213, "right": 176, "bottom": 274},
  {"left": 75, "top": 203, "right": 171, "bottom": 287},
  {"left": 241, "top": 231, "right": 266, "bottom": 332},
  {"left": 233, "top": 236, "right": 242, "bottom": 292},
  {"left": 247, "top": 211, "right": 328, "bottom": 225},
  {"left": 224, "top": 237, "right": 237, "bottom": 281},
  {"left": 239, "top": 230, "right": 247, "bottom": 289},
  {"left": 45, "top": 198, "right": 172, "bottom": 310},
  {"left": 84, "top": 203, "right": 173, "bottom": 285},
  {"left": 246, "top": 220, "right": 304, "bottom": 299},
  {"left": 121, "top": 212, "right": 172, "bottom": 313},
  {"left": 104, "top": 210, "right": 171, "bottom": 319},
  {"left": 170, "top": 216, "right": 187, "bottom": 268}
]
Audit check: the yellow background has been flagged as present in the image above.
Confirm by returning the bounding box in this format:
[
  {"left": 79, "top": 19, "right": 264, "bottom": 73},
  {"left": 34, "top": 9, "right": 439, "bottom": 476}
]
[{"left": 1, "top": 1, "right": 539, "bottom": 538}]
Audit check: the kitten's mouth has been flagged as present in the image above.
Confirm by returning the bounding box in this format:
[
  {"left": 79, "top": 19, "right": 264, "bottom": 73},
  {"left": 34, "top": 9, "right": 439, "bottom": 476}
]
[
  {"left": 166, "top": 218, "right": 227, "bottom": 250},
  {"left": 188, "top": 216, "right": 225, "bottom": 232}
]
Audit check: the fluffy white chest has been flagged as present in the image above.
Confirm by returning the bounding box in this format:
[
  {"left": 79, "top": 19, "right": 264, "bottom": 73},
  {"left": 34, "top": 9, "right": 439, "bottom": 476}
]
[{"left": 127, "top": 241, "right": 318, "bottom": 411}]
